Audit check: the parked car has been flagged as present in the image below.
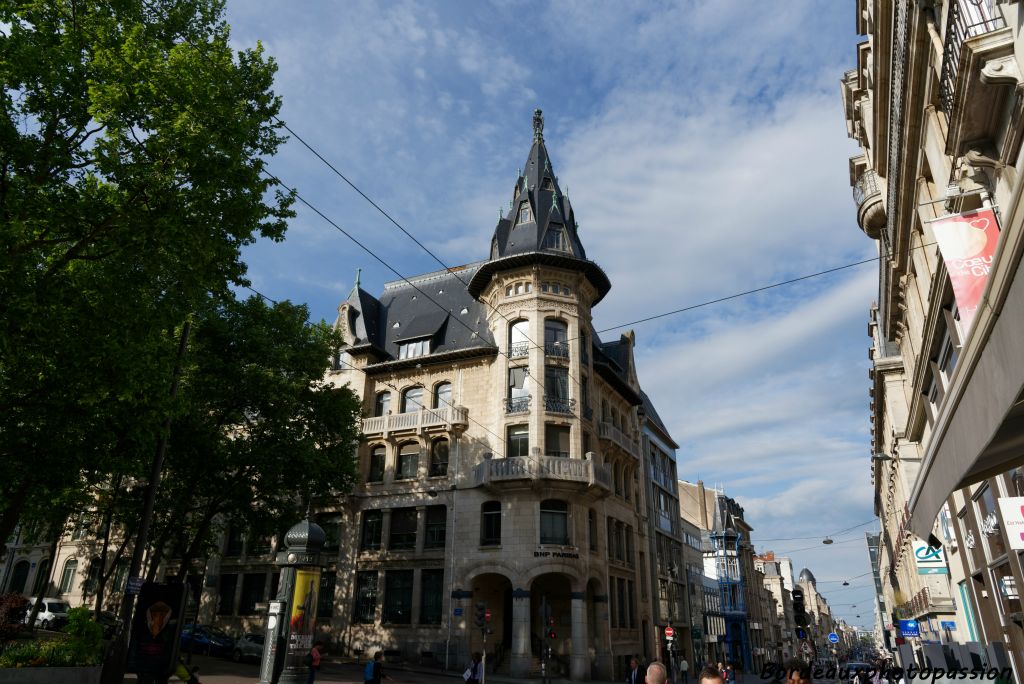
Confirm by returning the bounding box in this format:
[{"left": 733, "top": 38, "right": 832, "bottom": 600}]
[
  {"left": 232, "top": 632, "right": 265, "bottom": 662},
  {"left": 840, "top": 662, "right": 873, "bottom": 683},
  {"left": 179, "top": 623, "right": 234, "bottom": 656},
  {"left": 24, "top": 599, "right": 69, "bottom": 630}
]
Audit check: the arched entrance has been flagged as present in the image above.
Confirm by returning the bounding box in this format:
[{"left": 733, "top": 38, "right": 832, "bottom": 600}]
[
  {"left": 469, "top": 573, "right": 512, "bottom": 671},
  {"left": 530, "top": 573, "right": 573, "bottom": 678}
]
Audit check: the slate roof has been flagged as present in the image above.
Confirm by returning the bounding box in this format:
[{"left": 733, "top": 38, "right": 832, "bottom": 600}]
[{"left": 640, "top": 389, "right": 679, "bottom": 448}]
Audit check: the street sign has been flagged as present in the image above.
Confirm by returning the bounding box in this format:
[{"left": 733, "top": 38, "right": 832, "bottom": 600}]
[
  {"left": 828, "top": 632, "right": 839, "bottom": 644},
  {"left": 940, "top": 620, "right": 956, "bottom": 630},
  {"left": 898, "top": 619, "right": 920, "bottom": 637},
  {"left": 453, "top": 608, "right": 463, "bottom": 616},
  {"left": 126, "top": 576, "right": 144, "bottom": 596},
  {"left": 664, "top": 626, "right": 674, "bottom": 639}
]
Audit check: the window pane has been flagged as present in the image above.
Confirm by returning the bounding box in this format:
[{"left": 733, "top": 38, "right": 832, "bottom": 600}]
[
  {"left": 507, "top": 426, "right": 529, "bottom": 458},
  {"left": 397, "top": 443, "right": 419, "bottom": 480},
  {"left": 353, "top": 571, "right": 378, "bottom": 624},
  {"left": 540, "top": 500, "right": 568, "bottom": 545},
  {"left": 481, "top": 501, "right": 502, "bottom": 546},
  {"left": 430, "top": 440, "right": 449, "bottom": 477},
  {"left": 361, "top": 510, "right": 382, "bottom": 550},
  {"left": 390, "top": 509, "right": 417, "bottom": 550},
  {"left": 383, "top": 570, "right": 414, "bottom": 624},
  {"left": 545, "top": 424, "right": 570, "bottom": 458},
  {"left": 544, "top": 367, "right": 569, "bottom": 400},
  {"left": 434, "top": 383, "right": 452, "bottom": 409},
  {"left": 420, "top": 569, "right": 444, "bottom": 625},
  {"left": 374, "top": 392, "right": 391, "bottom": 417},
  {"left": 425, "top": 505, "right": 446, "bottom": 549},
  {"left": 217, "top": 574, "right": 238, "bottom": 615},
  {"left": 508, "top": 367, "right": 529, "bottom": 398},
  {"left": 368, "top": 448, "right": 385, "bottom": 483},
  {"left": 401, "top": 387, "right": 423, "bottom": 413},
  {"left": 318, "top": 571, "right": 336, "bottom": 618},
  {"left": 239, "top": 573, "right": 265, "bottom": 616}
]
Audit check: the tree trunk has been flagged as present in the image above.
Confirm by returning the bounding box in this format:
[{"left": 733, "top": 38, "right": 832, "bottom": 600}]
[{"left": 0, "top": 482, "right": 30, "bottom": 551}]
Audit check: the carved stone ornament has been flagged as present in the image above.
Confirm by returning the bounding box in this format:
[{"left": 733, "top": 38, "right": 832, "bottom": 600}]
[
  {"left": 965, "top": 530, "right": 976, "bottom": 549},
  {"left": 980, "top": 54, "right": 1023, "bottom": 88},
  {"left": 980, "top": 512, "right": 1000, "bottom": 537}
]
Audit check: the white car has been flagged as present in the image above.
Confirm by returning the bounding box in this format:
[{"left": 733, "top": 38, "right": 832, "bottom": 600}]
[{"left": 25, "top": 599, "right": 70, "bottom": 630}]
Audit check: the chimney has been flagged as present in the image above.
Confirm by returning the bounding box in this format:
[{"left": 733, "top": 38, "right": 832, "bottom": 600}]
[{"left": 697, "top": 480, "right": 708, "bottom": 530}]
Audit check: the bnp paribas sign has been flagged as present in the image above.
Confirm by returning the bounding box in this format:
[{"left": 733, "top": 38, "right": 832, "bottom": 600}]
[
  {"left": 912, "top": 541, "right": 948, "bottom": 575},
  {"left": 997, "top": 497, "right": 1024, "bottom": 551}
]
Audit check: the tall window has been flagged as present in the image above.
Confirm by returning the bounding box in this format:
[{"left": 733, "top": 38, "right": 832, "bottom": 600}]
[
  {"left": 517, "top": 203, "right": 531, "bottom": 224},
  {"left": 217, "top": 573, "right": 238, "bottom": 615},
  {"left": 317, "top": 514, "right": 342, "bottom": 552},
  {"left": 368, "top": 446, "right": 385, "bottom": 483},
  {"left": 544, "top": 319, "right": 568, "bottom": 357},
  {"left": 374, "top": 391, "right": 391, "bottom": 417},
  {"left": 545, "top": 424, "right": 570, "bottom": 458},
  {"left": 401, "top": 387, "right": 424, "bottom": 413},
  {"left": 396, "top": 442, "right": 419, "bottom": 480},
  {"left": 481, "top": 501, "right": 502, "bottom": 546},
  {"left": 509, "top": 320, "right": 529, "bottom": 358},
  {"left": 589, "top": 510, "right": 597, "bottom": 551},
  {"left": 33, "top": 558, "right": 51, "bottom": 596},
  {"left": 353, "top": 571, "right": 378, "bottom": 624},
  {"left": 424, "top": 505, "right": 447, "bottom": 549},
  {"left": 317, "top": 571, "right": 336, "bottom": 618},
  {"left": 542, "top": 225, "right": 567, "bottom": 251},
  {"left": 508, "top": 367, "right": 529, "bottom": 412},
  {"left": 420, "top": 569, "right": 444, "bottom": 625},
  {"left": 507, "top": 426, "right": 529, "bottom": 458},
  {"left": 429, "top": 439, "right": 449, "bottom": 477},
  {"left": 580, "top": 331, "right": 589, "bottom": 364},
  {"left": 545, "top": 366, "right": 569, "bottom": 400},
  {"left": 383, "top": 570, "right": 414, "bottom": 624},
  {"left": 433, "top": 382, "right": 452, "bottom": 409},
  {"left": 225, "top": 526, "right": 244, "bottom": 557},
  {"left": 540, "top": 500, "right": 569, "bottom": 545},
  {"left": 360, "top": 510, "right": 383, "bottom": 551},
  {"left": 58, "top": 559, "right": 77, "bottom": 594},
  {"left": 8, "top": 561, "right": 28, "bottom": 595},
  {"left": 389, "top": 508, "right": 417, "bottom": 550},
  {"left": 239, "top": 573, "right": 265, "bottom": 616}
]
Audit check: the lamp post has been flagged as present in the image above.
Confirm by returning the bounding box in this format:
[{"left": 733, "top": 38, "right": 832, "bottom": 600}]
[{"left": 259, "top": 517, "right": 326, "bottom": 684}]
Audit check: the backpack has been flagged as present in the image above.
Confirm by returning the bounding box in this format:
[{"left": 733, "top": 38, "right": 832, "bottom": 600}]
[
  {"left": 364, "top": 659, "right": 376, "bottom": 680},
  {"left": 303, "top": 651, "right": 314, "bottom": 667}
]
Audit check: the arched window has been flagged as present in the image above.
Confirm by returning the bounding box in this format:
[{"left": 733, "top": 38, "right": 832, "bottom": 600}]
[
  {"left": 540, "top": 500, "right": 569, "bottom": 545},
  {"left": 433, "top": 382, "right": 452, "bottom": 409},
  {"left": 613, "top": 462, "right": 622, "bottom": 496},
  {"left": 374, "top": 391, "right": 391, "bottom": 417},
  {"left": 8, "top": 560, "right": 29, "bottom": 594},
  {"left": 401, "top": 387, "right": 423, "bottom": 413},
  {"left": 59, "top": 558, "right": 78, "bottom": 594},
  {"left": 602, "top": 400, "right": 609, "bottom": 421},
  {"left": 481, "top": 501, "right": 502, "bottom": 546},
  {"left": 368, "top": 446, "right": 385, "bottom": 483},
  {"left": 544, "top": 319, "right": 568, "bottom": 357},
  {"left": 396, "top": 442, "right": 419, "bottom": 480},
  {"left": 32, "top": 558, "right": 51, "bottom": 596},
  {"left": 508, "top": 319, "right": 529, "bottom": 358},
  {"left": 430, "top": 438, "right": 449, "bottom": 477}
]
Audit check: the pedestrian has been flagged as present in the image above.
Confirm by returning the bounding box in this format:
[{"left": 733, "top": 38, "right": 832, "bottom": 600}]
[
  {"left": 717, "top": 661, "right": 726, "bottom": 681},
  {"left": 627, "top": 657, "right": 643, "bottom": 684},
  {"left": 646, "top": 661, "right": 669, "bottom": 684},
  {"left": 464, "top": 652, "right": 482, "bottom": 684},
  {"left": 699, "top": 664, "right": 726, "bottom": 684},
  {"left": 726, "top": 663, "right": 736, "bottom": 684},
  {"left": 680, "top": 656, "right": 690, "bottom": 684},
  {"left": 781, "top": 658, "right": 812, "bottom": 684},
  {"left": 364, "top": 650, "right": 392, "bottom": 684},
  {"left": 305, "top": 640, "right": 325, "bottom": 684}
]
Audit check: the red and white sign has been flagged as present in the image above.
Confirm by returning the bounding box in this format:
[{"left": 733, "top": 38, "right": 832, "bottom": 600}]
[
  {"left": 931, "top": 208, "right": 1000, "bottom": 332},
  {"left": 664, "top": 626, "right": 674, "bottom": 639},
  {"left": 997, "top": 497, "right": 1024, "bottom": 551}
]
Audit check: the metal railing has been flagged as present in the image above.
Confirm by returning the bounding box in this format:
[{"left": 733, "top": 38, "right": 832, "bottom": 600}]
[
  {"left": 509, "top": 342, "right": 530, "bottom": 358},
  {"left": 598, "top": 420, "right": 639, "bottom": 454},
  {"left": 504, "top": 396, "right": 531, "bottom": 414},
  {"left": 360, "top": 405, "right": 468, "bottom": 434},
  {"left": 939, "top": 0, "right": 1006, "bottom": 121},
  {"left": 853, "top": 169, "right": 880, "bottom": 208},
  {"left": 543, "top": 396, "right": 575, "bottom": 414},
  {"left": 544, "top": 342, "right": 570, "bottom": 359}
]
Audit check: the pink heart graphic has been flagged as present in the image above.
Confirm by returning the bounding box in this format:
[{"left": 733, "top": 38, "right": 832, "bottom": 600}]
[{"left": 969, "top": 218, "right": 990, "bottom": 231}]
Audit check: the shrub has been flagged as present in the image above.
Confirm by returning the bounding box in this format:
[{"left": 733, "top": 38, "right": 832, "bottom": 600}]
[
  {"left": 0, "top": 608, "right": 104, "bottom": 668},
  {"left": 0, "top": 593, "right": 29, "bottom": 639}
]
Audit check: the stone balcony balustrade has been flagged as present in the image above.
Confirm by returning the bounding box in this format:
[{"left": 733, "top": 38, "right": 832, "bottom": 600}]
[
  {"left": 598, "top": 420, "right": 639, "bottom": 456},
  {"left": 473, "top": 454, "right": 612, "bottom": 493},
  {"left": 360, "top": 405, "right": 468, "bottom": 437}
]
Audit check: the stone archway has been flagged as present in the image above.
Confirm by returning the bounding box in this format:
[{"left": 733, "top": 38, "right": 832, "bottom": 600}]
[{"left": 468, "top": 572, "right": 513, "bottom": 671}]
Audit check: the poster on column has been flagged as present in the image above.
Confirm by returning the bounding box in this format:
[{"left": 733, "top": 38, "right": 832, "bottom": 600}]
[
  {"left": 930, "top": 208, "right": 1000, "bottom": 333},
  {"left": 288, "top": 568, "right": 321, "bottom": 657}
]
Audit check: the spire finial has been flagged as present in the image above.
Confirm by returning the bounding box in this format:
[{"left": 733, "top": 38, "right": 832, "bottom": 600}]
[
  {"left": 353, "top": 268, "right": 361, "bottom": 290},
  {"left": 533, "top": 108, "right": 544, "bottom": 142}
]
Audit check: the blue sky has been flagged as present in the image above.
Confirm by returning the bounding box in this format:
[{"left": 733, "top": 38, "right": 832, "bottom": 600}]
[{"left": 226, "top": 0, "right": 879, "bottom": 628}]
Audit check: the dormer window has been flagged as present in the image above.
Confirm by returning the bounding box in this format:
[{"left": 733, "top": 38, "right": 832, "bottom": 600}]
[
  {"left": 517, "top": 203, "right": 532, "bottom": 224},
  {"left": 398, "top": 338, "right": 430, "bottom": 359},
  {"left": 541, "top": 177, "right": 554, "bottom": 191},
  {"left": 542, "top": 225, "right": 567, "bottom": 251}
]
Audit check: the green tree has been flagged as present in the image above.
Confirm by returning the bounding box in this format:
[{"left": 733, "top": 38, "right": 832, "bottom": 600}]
[
  {"left": 143, "top": 294, "right": 362, "bottom": 582},
  {"left": 0, "top": 0, "right": 293, "bottom": 542}
]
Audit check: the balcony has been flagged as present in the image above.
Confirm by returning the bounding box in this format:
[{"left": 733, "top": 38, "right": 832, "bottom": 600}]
[
  {"left": 543, "top": 396, "right": 576, "bottom": 414},
  {"left": 505, "top": 395, "right": 531, "bottom": 415},
  {"left": 598, "top": 420, "right": 639, "bottom": 455},
  {"left": 852, "top": 169, "right": 885, "bottom": 240},
  {"left": 894, "top": 586, "right": 956, "bottom": 620},
  {"left": 360, "top": 405, "right": 468, "bottom": 436},
  {"left": 939, "top": 0, "right": 1012, "bottom": 157},
  {"left": 473, "top": 455, "right": 611, "bottom": 492},
  {"left": 544, "top": 342, "right": 569, "bottom": 359},
  {"left": 509, "top": 342, "right": 530, "bottom": 359}
]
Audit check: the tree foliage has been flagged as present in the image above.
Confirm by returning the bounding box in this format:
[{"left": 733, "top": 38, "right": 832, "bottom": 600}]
[{"left": 0, "top": 0, "right": 294, "bottom": 541}]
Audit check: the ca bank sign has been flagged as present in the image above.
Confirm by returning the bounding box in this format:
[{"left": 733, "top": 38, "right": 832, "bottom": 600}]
[{"left": 912, "top": 541, "right": 949, "bottom": 575}]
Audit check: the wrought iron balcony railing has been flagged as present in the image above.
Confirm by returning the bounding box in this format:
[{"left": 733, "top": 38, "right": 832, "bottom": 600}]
[
  {"left": 939, "top": 0, "right": 1007, "bottom": 121},
  {"left": 504, "top": 396, "right": 531, "bottom": 414},
  {"left": 509, "top": 342, "right": 530, "bottom": 359},
  {"left": 544, "top": 342, "right": 569, "bottom": 359},
  {"left": 543, "top": 396, "right": 575, "bottom": 414}
]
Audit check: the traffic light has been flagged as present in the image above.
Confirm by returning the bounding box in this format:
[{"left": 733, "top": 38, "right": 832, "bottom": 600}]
[
  {"left": 795, "top": 627, "right": 807, "bottom": 640},
  {"left": 548, "top": 629, "right": 557, "bottom": 639},
  {"left": 792, "top": 588, "right": 809, "bottom": 627},
  {"left": 474, "top": 602, "right": 487, "bottom": 629}
]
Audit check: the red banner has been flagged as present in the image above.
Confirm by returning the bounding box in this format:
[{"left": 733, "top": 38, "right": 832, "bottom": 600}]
[{"left": 931, "top": 208, "right": 1000, "bottom": 332}]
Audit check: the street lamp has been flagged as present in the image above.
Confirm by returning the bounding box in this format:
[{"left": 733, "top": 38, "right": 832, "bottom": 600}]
[{"left": 822, "top": 537, "right": 834, "bottom": 545}]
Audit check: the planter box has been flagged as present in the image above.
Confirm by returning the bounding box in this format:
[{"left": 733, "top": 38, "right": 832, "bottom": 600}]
[{"left": 0, "top": 666, "right": 101, "bottom": 684}]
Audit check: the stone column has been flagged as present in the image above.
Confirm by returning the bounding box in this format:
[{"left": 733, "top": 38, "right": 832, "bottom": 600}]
[
  {"left": 570, "top": 591, "right": 589, "bottom": 680},
  {"left": 592, "top": 593, "right": 613, "bottom": 680},
  {"left": 511, "top": 588, "right": 532, "bottom": 678}
]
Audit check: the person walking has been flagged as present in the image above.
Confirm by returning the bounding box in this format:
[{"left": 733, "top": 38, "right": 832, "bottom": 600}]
[
  {"left": 363, "top": 650, "right": 392, "bottom": 684},
  {"left": 726, "top": 663, "right": 736, "bottom": 684},
  {"left": 305, "top": 640, "right": 325, "bottom": 684},
  {"left": 699, "top": 664, "right": 726, "bottom": 684},
  {"left": 627, "top": 657, "right": 643, "bottom": 684},
  {"left": 647, "top": 661, "right": 669, "bottom": 684},
  {"left": 680, "top": 656, "right": 690, "bottom": 684},
  {"left": 465, "top": 652, "right": 483, "bottom": 684}
]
